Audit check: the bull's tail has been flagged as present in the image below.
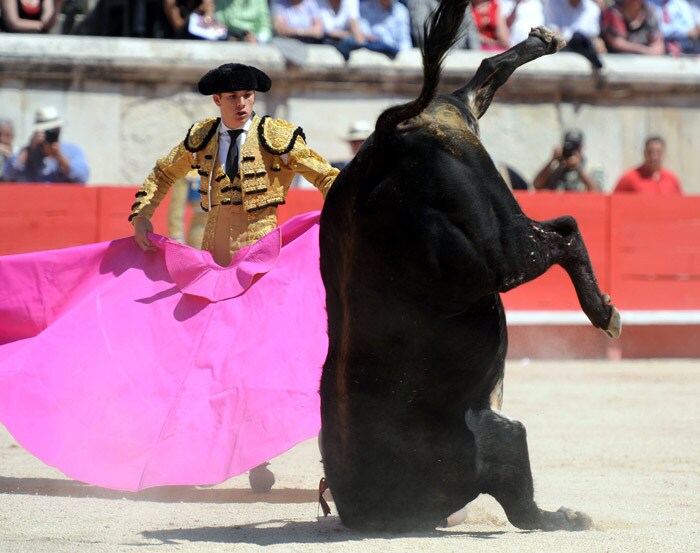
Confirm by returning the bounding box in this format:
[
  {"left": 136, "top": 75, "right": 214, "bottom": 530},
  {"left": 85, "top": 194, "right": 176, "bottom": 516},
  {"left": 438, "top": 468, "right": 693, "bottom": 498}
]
[{"left": 373, "top": 0, "right": 471, "bottom": 143}]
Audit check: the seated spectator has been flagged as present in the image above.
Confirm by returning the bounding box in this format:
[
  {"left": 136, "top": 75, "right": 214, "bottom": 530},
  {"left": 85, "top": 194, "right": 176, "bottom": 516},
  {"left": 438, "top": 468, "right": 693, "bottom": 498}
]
[
  {"left": 407, "top": 0, "right": 480, "bottom": 49},
  {"left": 163, "top": 0, "right": 228, "bottom": 40},
  {"left": 533, "top": 128, "right": 601, "bottom": 192},
  {"left": 6, "top": 106, "right": 89, "bottom": 184},
  {"left": 613, "top": 135, "right": 682, "bottom": 194},
  {"left": 214, "top": 0, "right": 272, "bottom": 42},
  {"left": 0, "top": 0, "right": 64, "bottom": 32},
  {"left": 545, "top": 0, "right": 606, "bottom": 69},
  {"left": 317, "top": 0, "right": 367, "bottom": 60},
  {"left": 501, "top": 0, "right": 545, "bottom": 46},
  {"left": 648, "top": 0, "right": 700, "bottom": 54},
  {"left": 271, "top": 0, "right": 324, "bottom": 43},
  {"left": 0, "top": 118, "right": 17, "bottom": 182},
  {"left": 601, "top": 0, "right": 665, "bottom": 54},
  {"left": 359, "top": 0, "right": 413, "bottom": 58},
  {"left": 472, "top": 0, "right": 510, "bottom": 50}
]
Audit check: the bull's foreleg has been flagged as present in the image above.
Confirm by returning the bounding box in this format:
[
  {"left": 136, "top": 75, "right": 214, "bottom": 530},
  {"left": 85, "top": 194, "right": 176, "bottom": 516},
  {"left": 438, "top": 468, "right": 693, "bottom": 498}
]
[
  {"left": 454, "top": 27, "right": 566, "bottom": 121},
  {"left": 465, "top": 409, "right": 593, "bottom": 531},
  {"left": 500, "top": 215, "right": 621, "bottom": 338}
]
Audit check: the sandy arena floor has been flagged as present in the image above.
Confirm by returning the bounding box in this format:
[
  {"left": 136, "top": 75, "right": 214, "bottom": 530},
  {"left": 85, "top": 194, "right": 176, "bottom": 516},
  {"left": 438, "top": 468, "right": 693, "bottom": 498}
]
[{"left": 1, "top": 359, "right": 698, "bottom": 553}]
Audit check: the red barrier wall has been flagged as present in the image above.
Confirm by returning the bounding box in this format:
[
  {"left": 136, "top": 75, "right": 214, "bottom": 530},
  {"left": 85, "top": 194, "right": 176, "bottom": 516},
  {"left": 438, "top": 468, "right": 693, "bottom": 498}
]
[
  {"left": 2, "top": 184, "right": 700, "bottom": 358},
  {"left": 3, "top": 185, "right": 700, "bottom": 312}
]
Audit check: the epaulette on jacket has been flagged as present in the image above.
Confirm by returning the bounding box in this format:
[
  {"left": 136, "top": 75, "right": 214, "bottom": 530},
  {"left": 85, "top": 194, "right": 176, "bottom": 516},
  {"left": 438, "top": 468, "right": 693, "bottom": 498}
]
[
  {"left": 258, "top": 115, "right": 306, "bottom": 155},
  {"left": 184, "top": 117, "right": 220, "bottom": 152}
]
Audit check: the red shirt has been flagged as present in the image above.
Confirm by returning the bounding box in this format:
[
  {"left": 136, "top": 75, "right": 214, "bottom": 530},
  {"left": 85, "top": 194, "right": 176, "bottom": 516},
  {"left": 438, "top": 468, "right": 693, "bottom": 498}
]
[{"left": 613, "top": 166, "right": 682, "bottom": 195}]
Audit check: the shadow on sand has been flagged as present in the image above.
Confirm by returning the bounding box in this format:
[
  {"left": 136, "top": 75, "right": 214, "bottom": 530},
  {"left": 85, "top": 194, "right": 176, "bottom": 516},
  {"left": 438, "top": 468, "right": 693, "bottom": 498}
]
[
  {"left": 141, "top": 520, "right": 509, "bottom": 546},
  {"left": 0, "top": 476, "right": 316, "bottom": 504}
]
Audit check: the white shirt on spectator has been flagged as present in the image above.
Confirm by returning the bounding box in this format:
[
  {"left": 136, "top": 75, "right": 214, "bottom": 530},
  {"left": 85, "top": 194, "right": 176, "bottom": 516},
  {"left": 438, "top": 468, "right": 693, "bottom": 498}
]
[
  {"left": 501, "top": 0, "right": 545, "bottom": 46},
  {"left": 317, "top": 0, "right": 360, "bottom": 33},
  {"left": 544, "top": 0, "right": 601, "bottom": 41},
  {"left": 360, "top": 0, "right": 413, "bottom": 50},
  {"left": 271, "top": 0, "right": 322, "bottom": 30},
  {"left": 648, "top": 0, "right": 696, "bottom": 41}
]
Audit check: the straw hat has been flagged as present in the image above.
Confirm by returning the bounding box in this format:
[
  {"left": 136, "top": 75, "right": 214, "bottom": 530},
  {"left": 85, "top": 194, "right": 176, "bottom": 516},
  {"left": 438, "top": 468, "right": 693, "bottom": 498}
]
[
  {"left": 346, "top": 120, "right": 372, "bottom": 142},
  {"left": 33, "top": 106, "right": 64, "bottom": 131}
]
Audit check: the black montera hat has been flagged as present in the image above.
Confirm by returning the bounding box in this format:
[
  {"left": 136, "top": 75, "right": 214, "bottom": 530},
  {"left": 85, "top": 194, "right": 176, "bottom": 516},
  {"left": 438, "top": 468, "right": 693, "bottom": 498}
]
[{"left": 197, "top": 63, "right": 272, "bottom": 95}]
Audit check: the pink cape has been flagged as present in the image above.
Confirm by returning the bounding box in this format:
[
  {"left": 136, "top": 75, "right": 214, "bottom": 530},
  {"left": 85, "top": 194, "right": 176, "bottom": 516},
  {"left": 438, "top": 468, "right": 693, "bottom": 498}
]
[{"left": 0, "top": 211, "right": 327, "bottom": 491}]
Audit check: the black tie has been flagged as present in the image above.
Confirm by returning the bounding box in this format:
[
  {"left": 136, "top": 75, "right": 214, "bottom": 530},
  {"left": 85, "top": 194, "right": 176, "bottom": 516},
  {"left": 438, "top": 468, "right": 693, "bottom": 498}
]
[{"left": 225, "top": 129, "right": 244, "bottom": 182}]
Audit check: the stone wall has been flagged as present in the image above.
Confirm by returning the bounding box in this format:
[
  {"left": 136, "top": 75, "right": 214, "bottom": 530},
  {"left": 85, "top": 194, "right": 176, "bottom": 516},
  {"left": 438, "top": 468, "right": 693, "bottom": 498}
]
[{"left": 1, "top": 34, "right": 699, "bottom": 192}]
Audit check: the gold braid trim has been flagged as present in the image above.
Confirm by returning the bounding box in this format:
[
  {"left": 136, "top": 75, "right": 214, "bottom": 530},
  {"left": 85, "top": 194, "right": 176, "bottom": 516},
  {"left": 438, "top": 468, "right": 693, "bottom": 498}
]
[
  {"left": 184, "top": 118, "right": 220, "bottom": 152},
  {"left": 258, "top": 115, "right": 306, "bottom": 155}
]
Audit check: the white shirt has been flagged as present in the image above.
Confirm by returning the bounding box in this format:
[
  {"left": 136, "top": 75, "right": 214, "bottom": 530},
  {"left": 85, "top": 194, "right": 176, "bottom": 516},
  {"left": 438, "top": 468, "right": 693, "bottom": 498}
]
[
  {"left": 217, "top": 115, "right": 254, "bottom": 175},
  {"left": 317, "top": 0, "right": 360, "bottom": 33},
  {"left": 544, "top": 0, "right": 601, "bottom": 41},
  {"left": 501, "top": 0, "right": 545, "bottom": 46}
]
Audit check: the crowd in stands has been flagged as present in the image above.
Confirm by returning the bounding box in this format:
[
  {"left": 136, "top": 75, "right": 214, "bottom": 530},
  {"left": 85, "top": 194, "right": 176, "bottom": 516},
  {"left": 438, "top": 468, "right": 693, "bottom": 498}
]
[
  {"left": 0, "top": 0, "right": 698, "bottom": 59},
  {"left": 0, "top": 2, "right": 690, "bottom": 192}
]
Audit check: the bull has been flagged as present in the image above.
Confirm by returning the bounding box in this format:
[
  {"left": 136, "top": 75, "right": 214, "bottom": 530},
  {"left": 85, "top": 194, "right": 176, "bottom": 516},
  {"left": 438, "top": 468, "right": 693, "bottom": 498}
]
[{"left": 318, "top": 0, "right": 621, "bottom": 534}]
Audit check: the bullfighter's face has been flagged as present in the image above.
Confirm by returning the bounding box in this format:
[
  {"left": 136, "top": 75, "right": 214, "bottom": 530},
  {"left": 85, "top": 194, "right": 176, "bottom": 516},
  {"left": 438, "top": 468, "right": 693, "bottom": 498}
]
[{"left": 213, "top": 90, "right": 256, "bottom": 129}]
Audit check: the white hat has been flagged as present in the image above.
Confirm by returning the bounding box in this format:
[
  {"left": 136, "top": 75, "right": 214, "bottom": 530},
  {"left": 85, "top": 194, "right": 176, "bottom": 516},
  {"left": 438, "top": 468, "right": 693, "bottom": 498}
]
[
  {"left": 33, "top": 106, "right": 64, "bottom": 131},
  {"left": 346, "top": 120, "right": 372, "bottom": 142}
]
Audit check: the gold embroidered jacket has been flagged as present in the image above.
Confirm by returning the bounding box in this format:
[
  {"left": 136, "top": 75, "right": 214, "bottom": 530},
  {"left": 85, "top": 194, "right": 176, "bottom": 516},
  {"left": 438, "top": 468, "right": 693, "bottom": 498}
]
[{"left": 130, "top": 114, "right": 338, "bottom": 257}]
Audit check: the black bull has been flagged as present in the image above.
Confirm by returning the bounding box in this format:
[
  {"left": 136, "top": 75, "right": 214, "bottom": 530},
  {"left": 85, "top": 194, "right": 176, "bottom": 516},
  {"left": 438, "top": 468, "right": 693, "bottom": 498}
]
[{"left": 318, "top": 0, "right": 621, "bottom": 534}]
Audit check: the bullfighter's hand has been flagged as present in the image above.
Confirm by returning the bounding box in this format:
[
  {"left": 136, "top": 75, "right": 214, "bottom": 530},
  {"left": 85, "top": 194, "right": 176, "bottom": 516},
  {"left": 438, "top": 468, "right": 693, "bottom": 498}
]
[{"left": 133, "top": 216, "right": 157, "bottom": 252}]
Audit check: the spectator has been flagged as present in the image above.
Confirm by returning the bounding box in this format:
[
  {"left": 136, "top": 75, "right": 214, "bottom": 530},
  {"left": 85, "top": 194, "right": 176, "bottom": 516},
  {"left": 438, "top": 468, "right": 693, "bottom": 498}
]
[
  {"left": 0, "top": 0, "right": 64, "bottom": 32},
  {"left": 501, "top": 0, "right": 545, "bottom": 46},
  {"left": 601, "top": 0, "right": 665, "bottom": 54},
  {"left": 167, "top": 170, "right": 207, "bottom": 247},
  {"left": 471, "top": 0, "right": 510, "bottom": 50},
  {"left": 533, "top": 128, "right": 601, "bottom": 192},
  {"left": 214, "top": 0, "right": 272, "bottom": 42},
  {"left": 331, "top": 119, "right": 372, "bottom": 169},
  {"left": 0, "top": 118, "right": 16, "bottom": 182},
  {"left": 613, "top": 135, "right": 682, "bottom": 194},
  {"left": 317, "top": 0, "right": 367, "bottom": 60},
  {"left": 6, "top": 106, "right": 89, "bottom": 184},
  {"left": 271, "top": 0, "right": 324, "bottom": 42},
  {"left": 407, "top": 0, "right": 480, "bottom": 49},
  {"left": 359, "top": 0, "right": 413, "bottom": 58},
  {"left": 648, "top": 0, "right": 700, "bottom": 54},
  {"left": 544, "top": 0, "right": 606, "bottom": 69},
  {"left": 163, "top": 0, "right": 228, "bottom": 40}
]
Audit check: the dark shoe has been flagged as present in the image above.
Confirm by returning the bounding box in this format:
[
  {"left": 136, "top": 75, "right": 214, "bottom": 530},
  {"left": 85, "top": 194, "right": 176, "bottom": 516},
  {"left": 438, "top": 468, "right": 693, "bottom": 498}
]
[{"left": 249, "top": 462, "right": 275, "bottom": 493}]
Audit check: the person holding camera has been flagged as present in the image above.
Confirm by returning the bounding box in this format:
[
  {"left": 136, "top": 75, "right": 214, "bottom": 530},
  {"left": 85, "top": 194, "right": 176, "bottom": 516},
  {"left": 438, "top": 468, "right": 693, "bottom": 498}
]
[
  {"left": 6, "top": 106, "right": 89, "bottom": 184},
  {"left": 533, "top": 128, "right": 601, "bottom": 192}
]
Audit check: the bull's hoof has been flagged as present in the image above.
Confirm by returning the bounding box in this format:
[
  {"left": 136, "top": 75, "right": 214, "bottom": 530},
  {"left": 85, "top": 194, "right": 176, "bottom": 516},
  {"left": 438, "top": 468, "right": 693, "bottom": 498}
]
[
  {"left": 249, "top": 463, "right": 275, "bottom": 493},
  {"left": 601, "top": 295, "right": 622, "bottom": 339},
  {"left": 546, "top": 507, "right": 594, "bottom": 531},
  {"left": 529, "top": 26, "right": 566, "bottom": 53}
]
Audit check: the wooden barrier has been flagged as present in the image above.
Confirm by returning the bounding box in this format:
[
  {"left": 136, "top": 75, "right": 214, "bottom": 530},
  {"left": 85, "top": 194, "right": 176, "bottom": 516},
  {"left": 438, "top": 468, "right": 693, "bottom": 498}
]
[{"left": 1, "top": 184, "right": 699, "bottom": 357}]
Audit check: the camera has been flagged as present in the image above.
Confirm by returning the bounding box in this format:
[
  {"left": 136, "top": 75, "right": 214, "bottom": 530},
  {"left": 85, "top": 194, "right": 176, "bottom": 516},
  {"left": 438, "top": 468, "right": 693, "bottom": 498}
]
[
  {"left": 44, "top": 128, "right": 61, "bottom": 144},
  {"left": 562, "top": 140, "right": 576, "bottom": 159}
]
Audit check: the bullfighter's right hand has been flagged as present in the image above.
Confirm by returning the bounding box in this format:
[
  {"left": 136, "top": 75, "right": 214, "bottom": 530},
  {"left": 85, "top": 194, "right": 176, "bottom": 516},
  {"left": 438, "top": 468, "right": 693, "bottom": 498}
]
[{"left": 133, "top": 216, "right": 157, "bottom": 252}]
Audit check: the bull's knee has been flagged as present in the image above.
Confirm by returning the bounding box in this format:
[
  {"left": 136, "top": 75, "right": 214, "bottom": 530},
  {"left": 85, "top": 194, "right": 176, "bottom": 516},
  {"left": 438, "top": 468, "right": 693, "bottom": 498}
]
[{"left": 465, "top": 409, "right": 529, "bottom": 481}]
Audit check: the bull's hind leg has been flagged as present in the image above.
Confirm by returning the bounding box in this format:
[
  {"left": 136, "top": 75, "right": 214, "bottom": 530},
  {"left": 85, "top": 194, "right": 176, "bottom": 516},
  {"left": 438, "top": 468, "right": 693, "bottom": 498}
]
[
  {"left": 454, "top": 27, "right": 566, "bottom": 121},
  {"left": 500, "top": 215, "right": 621, "bottom": 338},
  {"left": 465, "top": 409, "right": 593, "bottom": 531}
]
